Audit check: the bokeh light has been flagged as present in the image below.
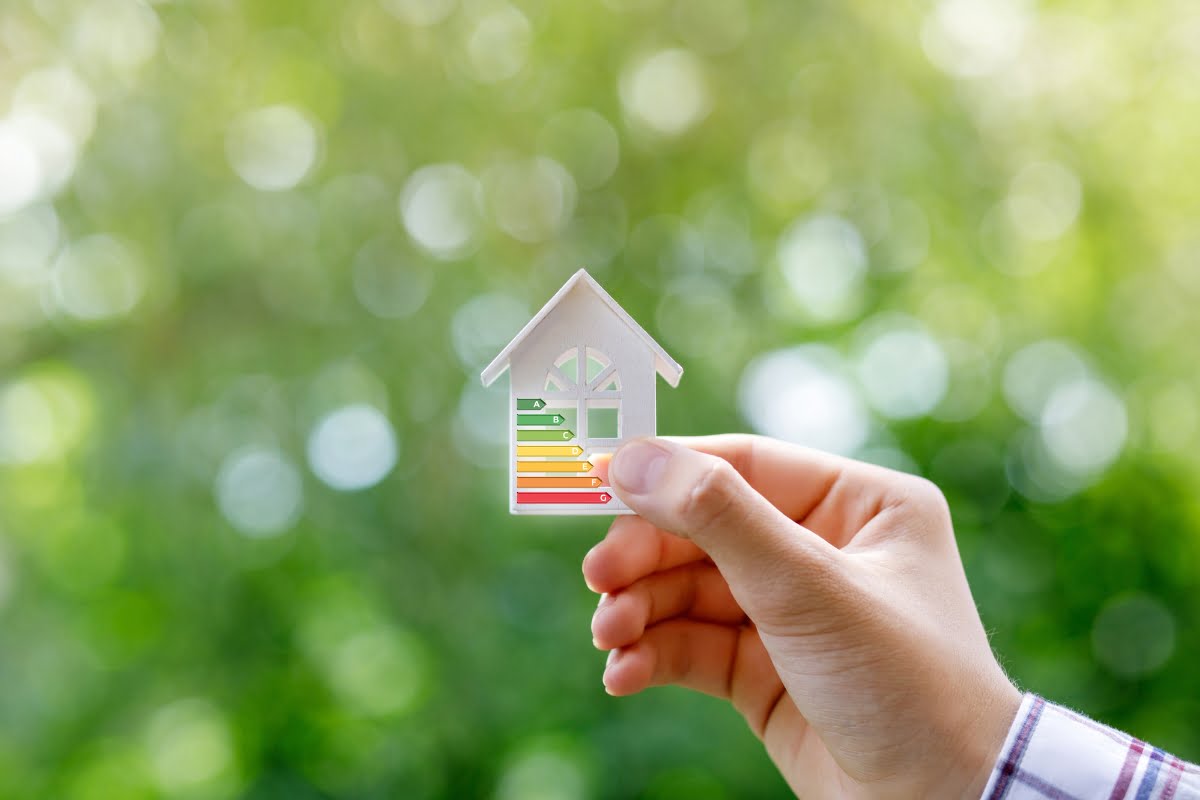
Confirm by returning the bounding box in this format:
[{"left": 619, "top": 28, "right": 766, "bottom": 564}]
[
  {"left": 145, "top": 698, "right": 237, "bottom": 796},
  {"left": 776, "top": 214, "right": 867, "bottom": 324},
  {"left": 325, "top": 625, "right": 428, "bottom": 717},
  {"left": 71, "top": 0, "right": 161, "bottom": 78},
  {"left": 463, "top": 4, "right": 532, "bottom": 84},
  {"left": 1092, "top": 594, "right": 1177, "bottom": 679},
  {"left": 620, "top": 49, "right": 711, "bottom": 138},
  {"left": 51, "top": 235, "right": 146, "bottom": 321},
  {"left": 1039, "top": 376, "right": 1127, "bottom": 477},
  {"left": 1002, "top": 339, "right": 1089, "bottom": 423},
  {"left": 656, "top": 275, "right": 746, "bottom": 362},
  {"left": 496, "top": 742, "right": 589, "bottom": 800},
  {"left": 214, "top": 447, "right": 304, "bottom": 538},
  {"left": 306, "top": 404, "right": 399, "bottom": 491},
  {"left": 484, "top": 157, "right": 577, "bottom": 243},
  {"left": 454, "top": 380, "right": 508, "bottom": 469},
  {"left": 0, "top": 203, "right": 60, "bottom": 287},
  {"left": 0, "top": 365, "right": 94, "bottom": 465},
  {"left": 225, "top": 105, "right": 320, "bottom": 192},
  {"left": 1006, "top": 160, "right": 1082, "bottom": 242},
  {"left": 852, "top": 314, "right": 948, "bottom": 420},
  {"left": 0, "top": 381, "right": 57, "bottom": 465},
  {"left": 3, "top": 0, "right": 1200, "bottom": 792},
  {"left": 12, "top": 66, "right": 97, "bottom": 145},
  {"left": 738, "top": 346, "right": 869, "bottom": 455},
  {"left": 746, "top": 120, "right": 829, "bottom": 216},
  {"left": 451, "top": 292, "right": 529, "bottom": 372},
  {"left": 400, "top": 163, "right": 485, "bottom": 259},
  {"left": 0, "top": 120, "right": 44, "bottom": 214},
  {"left": 537, "top": 110, "right": 621, "bottom": 191},
  {"left": 351, "top": 235, "right": 434, "bottom": 319},
  {"left": 922, "top": 0, "right": 1031, "bottom": 78}
]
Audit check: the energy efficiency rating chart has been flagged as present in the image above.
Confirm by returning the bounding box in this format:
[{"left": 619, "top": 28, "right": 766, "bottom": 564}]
[{"left": 512, "top": 398, "right": 612, "bottom": 509}]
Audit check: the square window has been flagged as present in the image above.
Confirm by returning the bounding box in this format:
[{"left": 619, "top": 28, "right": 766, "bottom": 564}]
[{"left": 587, "top": 404, "right": 619, "bottom": 439}]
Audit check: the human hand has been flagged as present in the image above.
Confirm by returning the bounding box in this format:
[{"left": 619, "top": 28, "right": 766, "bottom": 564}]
[{"left": 584, "top": 435, "right": 1022, "bottom": 799}]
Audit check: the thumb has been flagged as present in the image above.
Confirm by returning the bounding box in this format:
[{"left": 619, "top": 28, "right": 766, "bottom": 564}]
[{"left": 607, "top": 437, "right": 839, "bottom": 608}]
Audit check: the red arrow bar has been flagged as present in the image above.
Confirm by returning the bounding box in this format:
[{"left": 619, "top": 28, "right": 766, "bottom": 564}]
[{"left": 517, "top": 491, "right": 612, "bottom": 505}]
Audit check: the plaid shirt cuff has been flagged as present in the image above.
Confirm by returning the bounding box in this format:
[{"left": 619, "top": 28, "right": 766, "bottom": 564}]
[{"left": 981, "top": 693, "right": 1200, "bottom": 800}]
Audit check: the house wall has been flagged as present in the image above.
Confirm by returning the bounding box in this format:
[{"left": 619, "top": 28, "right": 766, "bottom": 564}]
[{"left": 508, "top": 282, "right": 656, "bottom": 514}]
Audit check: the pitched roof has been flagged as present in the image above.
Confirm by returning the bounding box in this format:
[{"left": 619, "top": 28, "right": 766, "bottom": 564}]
[{"left": 480, "top": 269, "right": 683, "bottom": 388}]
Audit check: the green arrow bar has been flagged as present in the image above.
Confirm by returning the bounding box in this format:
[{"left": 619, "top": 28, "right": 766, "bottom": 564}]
[
  {"left": 516, "top": 398, "right": 546, "bottom": 411},
  {"left": 518, "top": 429, "right": 575, "bottom": 442},
  {"left": 518, "top": 413, "right": 564, "bottom": 425}
]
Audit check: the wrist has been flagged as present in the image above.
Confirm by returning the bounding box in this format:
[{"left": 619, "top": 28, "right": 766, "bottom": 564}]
[
  {"left": 908, "top": 669, "right": 1022, "bottom": 799},
  {"left": 951, "top": 676, "right": 1023, "bottom": 799}
]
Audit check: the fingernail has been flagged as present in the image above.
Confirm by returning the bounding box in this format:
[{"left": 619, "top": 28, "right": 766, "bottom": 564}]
[
  {"left": 610, "top": 440, "right": 670, "bottom": 495},
  {"left": 592, "top": 593, "right": 613, "bottom": 628},
  {"left": 582, "top": 548, "right": 599, "bottom": 591},
  {"left": 603, "top": 648, "right": 620, "bottom": 693}
]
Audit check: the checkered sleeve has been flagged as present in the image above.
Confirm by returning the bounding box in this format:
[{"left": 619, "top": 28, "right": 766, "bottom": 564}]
[{"left": 981, "top": 694, "right": 1200, "bottom": 800}]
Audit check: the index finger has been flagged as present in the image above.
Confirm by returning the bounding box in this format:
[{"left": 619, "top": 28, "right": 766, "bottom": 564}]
[
  {"left": 587, "top": 434, "right": 888, "bottom": 586},
  {"left": 663, "top": 434, "right": 904, "bottom": 533},
  {"left": 664, "top": 435, "right": 851, "bottom": 519}
]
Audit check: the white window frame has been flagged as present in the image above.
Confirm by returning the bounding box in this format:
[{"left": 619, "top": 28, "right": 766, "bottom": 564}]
[{"left": 544, "top": 345, "right": 622, "bottom": 445}]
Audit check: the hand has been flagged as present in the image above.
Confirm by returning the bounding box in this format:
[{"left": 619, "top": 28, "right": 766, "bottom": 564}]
[{"left": 584, "top": 435, "right": 1022, "bottom": 799}]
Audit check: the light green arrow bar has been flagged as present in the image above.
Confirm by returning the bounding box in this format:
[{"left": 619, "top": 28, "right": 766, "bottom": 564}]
[{"left": 517, "top": 429, "right": 575, "bottom": 442}]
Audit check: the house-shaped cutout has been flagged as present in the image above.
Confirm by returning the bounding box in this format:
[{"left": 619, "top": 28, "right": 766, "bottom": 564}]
[{"left": 481, "top": 269, "right": 683, "bottom": 515}]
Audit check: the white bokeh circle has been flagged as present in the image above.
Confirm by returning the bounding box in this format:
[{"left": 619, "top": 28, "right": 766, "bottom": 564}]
[
  {"left": 307, "top": 404, "right": 398, "bottom": 491},
  {"left": 215, "top": 446, "right": 303, "bottom": 537}
]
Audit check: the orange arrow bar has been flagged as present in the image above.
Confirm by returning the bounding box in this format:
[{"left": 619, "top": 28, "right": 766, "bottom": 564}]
[
  {"left": 518, "top": 476, "right": 604, "bottom": 489},
  {"left": 516, "top": 460, "right": 593, "bottom": 473},
  {"left": 517, "top": 445, "right": 584, "bottom": 457}
]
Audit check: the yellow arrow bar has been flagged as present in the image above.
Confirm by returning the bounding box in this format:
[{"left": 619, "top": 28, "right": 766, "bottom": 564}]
[
  {"left": 517, "top": 460, "right": 594, "bottom": 473},
  {"left": 517, "top": 445, "right": 584, "bottom": 457}
]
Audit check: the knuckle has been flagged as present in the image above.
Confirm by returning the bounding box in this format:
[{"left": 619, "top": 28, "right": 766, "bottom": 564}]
[
  {"left": 630, "top": 582, "right": 654, "bottom": 626},
  {"left": 711, "top": 432, "right": 759, "bottom": 476},
  {"left": 902, "top": 475, "right": 952, "bottom": 522},
  {"left": 677, "top": 458, "right": 741, "bottom": 532},
  {"left": 906, "top": 474, "right": 940, "bottom": 498}
]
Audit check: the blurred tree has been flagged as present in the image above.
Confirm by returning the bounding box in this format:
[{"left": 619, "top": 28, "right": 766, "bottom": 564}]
[{"left": 1, "top": 0, "right": 1198, "bottom": 796}]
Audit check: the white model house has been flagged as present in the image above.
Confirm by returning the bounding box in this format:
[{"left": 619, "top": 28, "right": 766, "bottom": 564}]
[{"left": 480, "top": 269, "right": 683, "bottom": 515}]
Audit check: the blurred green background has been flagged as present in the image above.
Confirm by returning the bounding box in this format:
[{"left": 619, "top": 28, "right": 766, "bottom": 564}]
[{"left": 2, "top": 0, "right": 1200, "bottom": 796}]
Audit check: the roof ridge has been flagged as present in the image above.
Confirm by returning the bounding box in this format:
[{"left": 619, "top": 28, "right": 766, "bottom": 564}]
[{"left": 479, "top": 269, "right": 683, "bottom": 388}]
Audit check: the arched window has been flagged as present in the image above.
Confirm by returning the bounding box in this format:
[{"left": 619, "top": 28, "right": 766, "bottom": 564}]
[{"left": 545, "top": 347, "right": 621, "bottom": 441}]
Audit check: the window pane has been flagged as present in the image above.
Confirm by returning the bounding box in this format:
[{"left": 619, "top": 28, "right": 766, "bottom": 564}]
[
  {"left": 585, "top": 348, "right": 611, "bottom": 385},
  {"left": 560, "top": 356, "right": 577, "bottom": 383},
  {"left": 554, "top": 348, "right": 579, "bottom": 384},
  {"left": 587, "top": 407, "right": 619, "bottom": 439},
  {"left": 587, "top": 356, "right": 605, "bottom": 383}
]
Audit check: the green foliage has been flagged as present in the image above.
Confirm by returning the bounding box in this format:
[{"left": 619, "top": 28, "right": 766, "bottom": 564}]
[{"left": 1, "top": 0, "right": 1199, "bottom": 796}]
